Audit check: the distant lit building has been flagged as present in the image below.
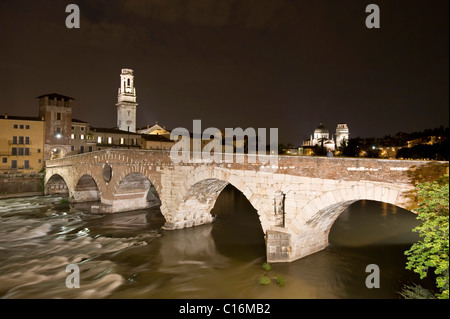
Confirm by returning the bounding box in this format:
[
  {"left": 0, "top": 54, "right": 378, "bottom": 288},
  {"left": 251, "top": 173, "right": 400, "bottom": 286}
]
[
  {"left": 335, "top": 123, "right": 349, "bottom": 148},
  {"left": 90, "top": 127, "right": 141, "bottom": 151},
  {"left": 70, "top": 119, "right": 96, "bottom": 154},
  {"left": 137, "top": 122, "right": 171, "bottom": 138},
  {"left": 0, "top": 114, "right": 45, "bottom": 174},
  {"left": 303, "top": 123, "right": 349, "bottom": 153},
  {"left": 141, "top": 134, "right": 174, "bottom": 150}
]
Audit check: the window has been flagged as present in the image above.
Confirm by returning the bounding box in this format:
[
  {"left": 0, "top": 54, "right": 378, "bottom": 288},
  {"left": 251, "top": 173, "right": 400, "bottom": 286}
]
[
  {"left": 80, "top": 146, "right": 85, "bottom": 153},
  {"left": 26, "top": 125, "right": 30, "bottom": 129},
  {"left": 25, "top": 137, "right": 30, "bottom": 144},
  {"left": 120, "top": 138, "right": 124, "bottom": 145},
  {"left": 71, "top": 126, "right": 74, "bottom": 130},
  {"left": 19, "top": 125, "right": 24, "bottom": 129},
  {"left": 80, "top": 134, "right": 85, "bottom": 140},
  {"left": 88, "top": 146, "right": 92, "bottom": 152},
  {"left": 97, "top": 136, "right": 102, "bottom": 143},
  {"left": 55, "top": 127, "right": 61, "bottom": 133},
  {"left": 71, "top": 146, "right": 75, "bottom": 152},
  {"left": 11, "top": 160, "right": 17, "bottom": 169},
  {"left": 25, "top": 148, "right": 30, "bottom": 156},
  {"left": 107, "top": 137, "right": 112, "bottom": 144},
  {"left": 71, "top": 134, "right": 75, "bottom": 139},
  {"left": 127, "top": 78, "right": 130, "bottom": 86},
  {"left": 24, "top": 160, "right": 29, "bottom": 169},
  {"left": 18, "top": 148, "right": 24, "bottom": 156},
  {"left": 2, "top": 158, "right": 6, "bottom": 163},
  {"left": 81, "top": 127, "right": 84, "bottom": 131},
  {"left": 37, "top": 149, "right": 41, "bottom": 153},
  {"left": 38, "top": 159, "right": 41, "bottom": 163},
  {"left": 12, "top": 148, "right": 17, "bottom": 155},
  {"left": 13, "top": 124, "right": 18, "bottom": 129},
  {"left": 12, "top": 136, "right": 17, "bottom": 144},
  {"left": 19, "top": 136, "right": 24, "bottom": 144},
  {"left": 56, "top": 113, "right": 61, "bottom": 120}
]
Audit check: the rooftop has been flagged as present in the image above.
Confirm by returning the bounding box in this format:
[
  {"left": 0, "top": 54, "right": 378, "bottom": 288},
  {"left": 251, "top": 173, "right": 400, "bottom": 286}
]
[
  {"left": 36, "top": 93, "right": 74, "bottom": 100},
  {"left": 90, "top": 127, "right": 142, "bottom": 136},
  {"left": 1, "top": 114, "right": 42, "bottom": 121},
  {"left": 141, "top": 134, "right": 173, "bottom": 142}
]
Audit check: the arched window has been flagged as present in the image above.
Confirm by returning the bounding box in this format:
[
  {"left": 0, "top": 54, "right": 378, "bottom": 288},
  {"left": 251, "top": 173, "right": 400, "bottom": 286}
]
[{"left": 127, "top": 78, "right": 130, "bottom": 86}]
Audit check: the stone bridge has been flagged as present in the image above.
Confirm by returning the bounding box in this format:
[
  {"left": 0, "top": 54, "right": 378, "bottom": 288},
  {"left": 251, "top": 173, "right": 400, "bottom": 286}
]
[{"left": 44, "top": 149, "right": 448, "bottom": 262}]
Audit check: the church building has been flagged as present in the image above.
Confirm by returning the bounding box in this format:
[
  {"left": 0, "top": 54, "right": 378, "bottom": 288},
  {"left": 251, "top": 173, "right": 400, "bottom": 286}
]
[{"left": 303, "top": 123, "right": 349, "bottom": 152}]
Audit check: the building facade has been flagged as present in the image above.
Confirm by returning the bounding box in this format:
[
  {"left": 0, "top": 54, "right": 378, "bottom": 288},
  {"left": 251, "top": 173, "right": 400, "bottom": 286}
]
[
  {"left": 141, "top": 134, "right": 174, "bottom": 150},
  {"left": 0, "top": 115, "right": 45, "bottom": 174},
  {"left": 38, "top": 93, "right": 74, "bottom": 160},
  {"left": 335, "top": 123, "right": 349, "bottom": 148},
  {"left": 70, "top": 119, "right": 96, "bottom": 154},
  {"left": 91, "top": 127, "right": 141, "bottom": 151}
]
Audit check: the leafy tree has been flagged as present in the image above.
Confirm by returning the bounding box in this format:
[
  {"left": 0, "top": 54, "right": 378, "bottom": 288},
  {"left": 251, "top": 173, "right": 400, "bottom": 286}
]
[{"left": 404, "top": 174, "right": 449, "bottom": 299}]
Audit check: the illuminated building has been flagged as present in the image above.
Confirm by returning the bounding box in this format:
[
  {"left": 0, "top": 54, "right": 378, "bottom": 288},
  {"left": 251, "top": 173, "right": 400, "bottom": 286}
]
[{"left": 0, "top": 114, "right": 44, "bottom": 174}]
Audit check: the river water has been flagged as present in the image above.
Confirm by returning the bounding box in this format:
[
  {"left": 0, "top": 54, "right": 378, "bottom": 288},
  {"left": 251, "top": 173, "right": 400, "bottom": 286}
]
[{"left": 0, "top": 185, "right": 427, "bottom": 299}]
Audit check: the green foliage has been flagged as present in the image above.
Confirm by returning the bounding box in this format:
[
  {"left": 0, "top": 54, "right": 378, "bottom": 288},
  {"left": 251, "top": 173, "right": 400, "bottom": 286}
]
[
  {"left": 257, "top": 263, "right": 286, "bottom": 287},
  {"left": 258, "top": 276, "right": 271, "bottom": 285},
  {"left": 399, "top": 283, "right": 436, "bottom": 299},
  {"left": 262, "top": 262, "right": 271, "bottom": 271},
  {"left": 404, "top": 174, "right": 449, "bottom": 299},
  {"left": 276, "top": 275, "right": 285, "bottom": 286}
]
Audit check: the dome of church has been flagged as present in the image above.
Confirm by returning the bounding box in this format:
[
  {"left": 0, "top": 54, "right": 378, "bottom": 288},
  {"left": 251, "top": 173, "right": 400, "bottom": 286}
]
[{"left": 314, "top": 123, "right": 329, "bottom": 134}]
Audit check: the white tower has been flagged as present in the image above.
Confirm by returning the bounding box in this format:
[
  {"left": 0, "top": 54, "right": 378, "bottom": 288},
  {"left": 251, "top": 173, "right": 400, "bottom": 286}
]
[
  {"left": 335, "top": 123, "right": 349, "bottom": 148},
  {"left": 116, "top": 68, "right": 138, "bottom": 132}
]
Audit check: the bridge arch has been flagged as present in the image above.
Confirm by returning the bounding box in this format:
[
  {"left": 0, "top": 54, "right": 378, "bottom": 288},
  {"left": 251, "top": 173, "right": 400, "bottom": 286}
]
[
  {"left": 162, "top": 167, "right": 268, "bottom": 231},
  {"left": 281, "top": 183, "right": 417, "bottom": 261},
  {"left": 288, "top": 182, "right": 415, "bottom": 234},
  {"left": 73, "top": 174, "right": 100, "bottom": 202},
  {"left": 106, "top": 171, "right": 161, "bottom": 212},
  {"left": 45, "top": 173, "right": 70, "bottom": 195}
]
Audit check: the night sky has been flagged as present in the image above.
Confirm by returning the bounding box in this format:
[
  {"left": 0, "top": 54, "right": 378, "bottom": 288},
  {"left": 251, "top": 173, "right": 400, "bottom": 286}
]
[{"left": 0, "top": 0, "right": 448, "bottom": 145}]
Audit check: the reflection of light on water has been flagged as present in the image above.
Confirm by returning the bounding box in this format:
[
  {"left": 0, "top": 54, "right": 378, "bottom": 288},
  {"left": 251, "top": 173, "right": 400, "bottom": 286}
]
[{"left": 77, "top": 227, "right": 90, "bottom": 237}]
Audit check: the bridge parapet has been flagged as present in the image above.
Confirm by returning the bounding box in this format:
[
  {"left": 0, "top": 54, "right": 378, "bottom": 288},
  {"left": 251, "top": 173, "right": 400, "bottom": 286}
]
[{"left": 46, "top": 149, "right": 449, "bottom": 184}]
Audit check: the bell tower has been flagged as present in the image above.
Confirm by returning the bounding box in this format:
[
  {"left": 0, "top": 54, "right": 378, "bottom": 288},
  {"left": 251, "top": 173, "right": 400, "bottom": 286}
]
[{"left": 116, "top": 68, "right": 138, "bottom": 132}]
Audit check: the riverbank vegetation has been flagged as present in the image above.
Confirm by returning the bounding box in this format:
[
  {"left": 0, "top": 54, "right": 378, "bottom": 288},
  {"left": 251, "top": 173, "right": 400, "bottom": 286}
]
[{"left": 402, "top": 174, "right": 449, "bottom": 299}]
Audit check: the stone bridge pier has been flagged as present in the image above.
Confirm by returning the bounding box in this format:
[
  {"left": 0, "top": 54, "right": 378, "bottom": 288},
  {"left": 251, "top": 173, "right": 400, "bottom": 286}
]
[{"left": 44, "top": 150, "right": 449, "bottom": 263}]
